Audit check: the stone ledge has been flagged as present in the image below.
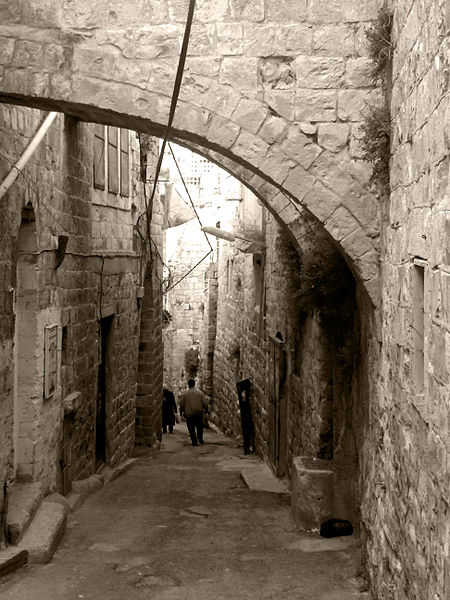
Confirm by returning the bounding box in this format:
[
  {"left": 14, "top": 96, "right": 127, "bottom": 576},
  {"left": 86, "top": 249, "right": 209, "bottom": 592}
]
[
  {"left": 6, "top": 481, "right": 45, "bottom": 545},
  {"left": 0, "top": 548, "right": 28, "bottom": 578},
  {"left": 240, "top": 462, "right": 289, "bottom": 495},
  {"left": 18, "top": 496, "right": 69, "bottom": 564}
]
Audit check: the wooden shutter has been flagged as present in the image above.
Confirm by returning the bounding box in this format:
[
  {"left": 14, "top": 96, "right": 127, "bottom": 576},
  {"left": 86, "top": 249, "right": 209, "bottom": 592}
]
[
  {"left": 93, "top": 123, "right": 105, "bottom": 190},
  {"left": 107, "top": 126, "right": 119, "bottom": 194}
]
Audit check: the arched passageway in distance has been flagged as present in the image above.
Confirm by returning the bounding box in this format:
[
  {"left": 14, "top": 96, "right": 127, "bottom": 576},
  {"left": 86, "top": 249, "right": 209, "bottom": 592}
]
[{"left": 0, "top": 0, "right": 381, "bottom": 307}]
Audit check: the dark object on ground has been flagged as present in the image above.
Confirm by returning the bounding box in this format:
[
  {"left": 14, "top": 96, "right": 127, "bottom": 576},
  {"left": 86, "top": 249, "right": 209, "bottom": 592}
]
[{"left": 320, "top": 519, "right": 353, "bottom": 538}]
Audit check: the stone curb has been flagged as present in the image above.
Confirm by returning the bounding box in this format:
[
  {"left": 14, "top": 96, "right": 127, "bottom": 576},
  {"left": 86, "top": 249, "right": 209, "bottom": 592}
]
[
  {"left": 0, "top": 457, "right": 139, "bottom": 576},
  {"left": 0, "top": 548, "right": 28, "bottom": 578},
  {"left": 18, "top": 495, "right": 69, "bottom": 564}
]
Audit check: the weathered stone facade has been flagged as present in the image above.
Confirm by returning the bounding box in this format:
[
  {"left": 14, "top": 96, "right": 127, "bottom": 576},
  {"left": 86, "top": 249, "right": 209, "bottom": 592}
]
[
  {"left": 0, "top": 0, "right": 381, "bottom": 305},
  {"left": 0, "top": 105, "right": 161, "bottom": 542},
  {"left": 361, "top": 2, "right": 450, "bottom": 598}
]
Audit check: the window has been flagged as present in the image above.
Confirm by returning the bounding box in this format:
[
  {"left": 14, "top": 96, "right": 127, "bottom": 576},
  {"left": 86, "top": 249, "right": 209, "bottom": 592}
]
[
  {"left": 226, "top": 259, "right": 234, "bottom": 294},
  {"left": 120, "top": 128, "right": 130, "bottom": 197},
  {"left": 412, "top": 263, "right": 425, "bottom": 394},
  {"left": 253, "top": 253, "right": 263, "bottom": 308},
  {"left": 108, "top": 126, "right": 119, "bottom": 194},
  {"left": 93, "top": 124, "right": 130, "bottom": 197}
]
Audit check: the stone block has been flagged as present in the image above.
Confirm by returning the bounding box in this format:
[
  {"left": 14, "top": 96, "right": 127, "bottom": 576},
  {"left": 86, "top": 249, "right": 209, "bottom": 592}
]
[
  {"left": 217, "top": 22, "right": 243, "bottom": 55},
  {"left": 243, "top": 24, "right": 277, "bottom": 56},
  {"left": 264, "top": 90, "right": 295, "bottom": 120},
  {"left": 7, "top": 481, "right": 45, "bottom": 545},
  {"left": 259, "top": 115, "right": 288, "bottom": 144},
  {"left": 283, "top": 24, "right": 313, "bottom": 54},
  {"left": 308, "top": 0, "right": 343, "bottom": 23},
  {"left": 282, "top": 164, "right": 316, "bottom": 200},
  {"left": 19, "top": 499, "right": 68, "bottom": 564},
  {"left": 291, "top": 456, "right": 334, "bottom": 530},
  {"left": 281, "top": 124, "right": 322, "bottom": 169},
  {"left": 206, "top": 114, "right": 240, "bottom": 149},
  {"left": 259, "top": 148, "right": 296, "bottom": 184},
  {"left": 232, "top": 97, "right": 268, "bottom": 134},
  {"left": 317, "top": 123, "right": 349, "bottom": 152},
  {"left": 220, "top": 57, "right": 259, "bottom": 90},
  {"left": 312, "top": 25, "right": 355, "bottom": 57},
  {"left": 0, "top": 548, "right": 28, "bottom": 578},
  {"left": 230, "top": 0, "right": 264, "bottom": 22},
  {"left": 231, "top": 130, "right": 269, "bottom": 168},
  {"left": 203, "top": 83, "right": 241, "bottom": 118},
  {"left": 194, "top": 0, "right": 229, "bottom": 24},
  {"left": 337, "top": 89, "right": 377, "bottom": 122},
  {"left": 325, "top": 206, "right": 359, "bottom": 242},
  {"left": 0, "top": 37, "right": 15, "bottom": 64},
  {"left": 345, "top": 57, "right": 373, "bottom": 88},
  {"left": 302, "top": 182, "right": 340, "bottom": 222},
  {"left": 295, "top": 89, "right": 336, "bottom": 122},
  {"left": 294, "top": 57, "right": 345, "bottom": 89}
]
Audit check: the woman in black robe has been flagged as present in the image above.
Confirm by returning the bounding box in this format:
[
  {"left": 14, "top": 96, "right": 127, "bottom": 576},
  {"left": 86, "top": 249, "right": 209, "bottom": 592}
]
[{"left": 162, "top": 388, "right": 177, "bottom": 433}]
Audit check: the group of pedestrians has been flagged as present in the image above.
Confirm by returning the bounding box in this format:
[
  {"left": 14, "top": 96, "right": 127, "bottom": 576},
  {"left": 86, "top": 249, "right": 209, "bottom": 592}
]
[{"left": 162, "top": 379, "right": 209, "bottom": 446}]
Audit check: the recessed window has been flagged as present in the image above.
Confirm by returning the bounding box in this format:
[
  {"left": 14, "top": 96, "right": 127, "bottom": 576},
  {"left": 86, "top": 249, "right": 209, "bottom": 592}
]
[
  {"left": 253, "top": 253, "right": 263, "bottom": 308},
  {"left": 108, "top": 126, "right": 119, "bottom": 194},
  {"left": 412, "top": 263, "right": 425, "bottom": 394}
]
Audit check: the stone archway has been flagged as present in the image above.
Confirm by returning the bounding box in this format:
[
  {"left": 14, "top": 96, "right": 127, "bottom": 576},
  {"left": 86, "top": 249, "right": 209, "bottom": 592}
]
[{"left": 0, "top": 0, "right": 381, "bottom": 306}]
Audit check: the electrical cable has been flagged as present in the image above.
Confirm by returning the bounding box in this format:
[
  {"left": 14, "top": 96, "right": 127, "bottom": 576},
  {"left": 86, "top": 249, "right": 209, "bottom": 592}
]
[
  {"left": 166, "top": 250, "right": 213, "bottom": 292},
  {"left": 167, "top": 141, "right": 213, "bottom": 251},
  {"left": 138, "top": 0, "right": 196, "bottom": 235}
]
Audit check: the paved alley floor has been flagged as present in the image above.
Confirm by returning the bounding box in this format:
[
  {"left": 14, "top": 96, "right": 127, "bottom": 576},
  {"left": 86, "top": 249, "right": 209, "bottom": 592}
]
[{"left": 0, "top": 428, "right": 367, "bottom": 599}]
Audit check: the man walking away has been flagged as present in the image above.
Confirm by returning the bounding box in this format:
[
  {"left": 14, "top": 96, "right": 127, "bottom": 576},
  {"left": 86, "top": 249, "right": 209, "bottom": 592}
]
[{"left": 179, "top": 379, "right": 209, "bottom": 446}]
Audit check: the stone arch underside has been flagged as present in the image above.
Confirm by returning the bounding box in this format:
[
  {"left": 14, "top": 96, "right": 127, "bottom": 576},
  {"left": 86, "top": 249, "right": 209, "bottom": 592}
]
[{"left": 0, "top": 0, "right": 381, "bottom": 305}]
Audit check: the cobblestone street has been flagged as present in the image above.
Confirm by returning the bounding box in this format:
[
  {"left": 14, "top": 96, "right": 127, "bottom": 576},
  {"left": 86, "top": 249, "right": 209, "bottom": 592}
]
[{"left": 0, "top": 428, "right": 364, "bottom": 600}]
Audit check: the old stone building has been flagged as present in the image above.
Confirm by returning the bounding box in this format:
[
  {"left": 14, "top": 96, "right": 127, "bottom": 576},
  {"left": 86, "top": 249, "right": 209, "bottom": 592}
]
[
  {"left": 0, "top": 104, "right": 163, "bottom": 545},
  {"left": 162, "top": 144, "right": 242, "bottom": 398},
  {"left": 0, "top": 1, "right": 448, "bottom": 599}
]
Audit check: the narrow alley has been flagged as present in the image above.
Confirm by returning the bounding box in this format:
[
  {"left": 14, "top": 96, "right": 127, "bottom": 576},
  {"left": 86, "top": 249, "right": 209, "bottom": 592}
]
[
  {"left": 0, "top": 428, "right": 364, "bottom": 600},
  {"left": 1, "top": 2, "right": 449, "bottom": 599}
]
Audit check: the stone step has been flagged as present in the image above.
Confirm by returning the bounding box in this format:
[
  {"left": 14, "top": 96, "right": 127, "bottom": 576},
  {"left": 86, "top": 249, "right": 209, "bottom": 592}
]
[
  {"left": 6, "top": 481, "right": 44, "bottom": 545},
  {"left": 0, "top": 548, "right": 28, "bottom": 578},
  {"left": 240, "top": 462, "right": 290, "bottom": 495},
  {"left": 18, "top": 496, "right": 69, "bottom": 564}
]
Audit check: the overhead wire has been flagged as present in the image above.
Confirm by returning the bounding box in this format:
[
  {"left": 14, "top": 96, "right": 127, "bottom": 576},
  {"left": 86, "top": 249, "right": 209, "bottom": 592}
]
[{"left": 167, "top": 141, "right": 213, "bottom": 252}]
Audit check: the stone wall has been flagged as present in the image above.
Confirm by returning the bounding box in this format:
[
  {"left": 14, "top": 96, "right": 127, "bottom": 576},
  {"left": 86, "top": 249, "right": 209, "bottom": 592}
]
[
  {"left": 211, "top": 208, "right": 366, "bottom": 527},
  {"left": 0, "top": 105, "right": 157, "bottom": 501},
  {"left": 135, "top": 135, "right": 165, "bottom": 447},
  {"left": 198, "top": 262, "right": 218, "bottom": 396},
  {"left": 361, "top": 1, "right": 450, "bottom": 598}
]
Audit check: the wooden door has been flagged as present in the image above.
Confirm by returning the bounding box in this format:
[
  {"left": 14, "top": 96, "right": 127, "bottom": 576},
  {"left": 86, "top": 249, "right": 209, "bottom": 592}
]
[{"left": 268, "top": 334, "right": 287, "bottom": 476}]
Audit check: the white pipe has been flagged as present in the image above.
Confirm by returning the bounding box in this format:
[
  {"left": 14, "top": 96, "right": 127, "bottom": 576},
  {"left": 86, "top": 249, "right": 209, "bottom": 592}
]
[{"left": 0, "top": 111, "right": 58, "bottom": 200}]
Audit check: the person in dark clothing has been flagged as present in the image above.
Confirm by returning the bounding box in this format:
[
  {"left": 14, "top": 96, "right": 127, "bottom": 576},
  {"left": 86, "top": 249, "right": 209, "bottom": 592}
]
[
  {"left": 179, "top": 379, "right": 209, "bottom": 446},
  {"left": 162, "top": 388, "right": 177, "bottom": 433}
]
